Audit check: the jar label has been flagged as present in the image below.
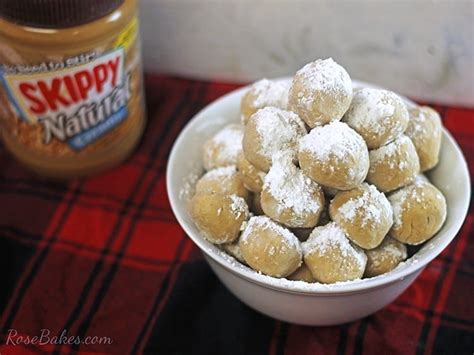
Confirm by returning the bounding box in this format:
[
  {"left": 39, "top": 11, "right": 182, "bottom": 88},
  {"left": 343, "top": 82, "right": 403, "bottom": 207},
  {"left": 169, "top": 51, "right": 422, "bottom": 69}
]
[{"left": 1, "top": 48, "right": 131, "bottom": 150}]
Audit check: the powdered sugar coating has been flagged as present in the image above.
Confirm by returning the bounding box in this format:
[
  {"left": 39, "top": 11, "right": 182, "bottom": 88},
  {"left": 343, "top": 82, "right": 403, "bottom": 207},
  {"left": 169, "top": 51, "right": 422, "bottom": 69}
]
[
  {"left": 387, "top": 174, "right": 447, "bottom": 245},
  {"left": 229, "top": 194, "right": 249, "bottom": 220},
  {"left": 302, "top": 223, "right": 367, "bottom": 269},
  {"left": 337, "top": 183, "right": 392, "bottom": 227},
  {"left": 298, "top": 121, "right": 369, "bottom": 188},
  {"left": 203, "top": 124, "right": 243, "bottom": 170},
  {"left": 255, "top": 107, "right": 306, "bottom": 157},
  {"left": 343, "top": 88, "right": 408, "bottom": 148},
  {"left": 241, "top": 215, "right": 301, "bottom": 253},
  {"left": 369, "top": 135, "right": 413, "bottom": 166},
  {"left": 368, "top": 135, "right": 420, "bottom": 191},
  {"left": 388, "top": 176, "right": 431, "bottom": 228},
  {"left": 293, "top": 58, "right": 352, "bottom": 110},
  {"left": 405, "top": 106, "right": 442, "bottom": 171},
  {"left": 367, "top": 238, "right": 407, "bottom": 269},
  {"left": 243, "top": 106, "right": 306, "bottom": 171},
  {"left": 406, "top": 108, "right": 431, "bottom": 138},
  {"left": 289, "top": 58, "right": 352, "bottom": 126},
  {"left": 247, "top": 79, "right": 290, "bottom": 110},
  {"left": 203, "top": 165, "right": 237, "bottom": 179},
  {"left": 263, "top": 153, "right": 322, "bottom": 217}
]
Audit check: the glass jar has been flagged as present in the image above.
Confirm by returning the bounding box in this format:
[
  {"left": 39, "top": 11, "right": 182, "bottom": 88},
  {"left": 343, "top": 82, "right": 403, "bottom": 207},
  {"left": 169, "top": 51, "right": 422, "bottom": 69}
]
[{"left": 0, "top": 0, "right": 146, "bottom": 178}]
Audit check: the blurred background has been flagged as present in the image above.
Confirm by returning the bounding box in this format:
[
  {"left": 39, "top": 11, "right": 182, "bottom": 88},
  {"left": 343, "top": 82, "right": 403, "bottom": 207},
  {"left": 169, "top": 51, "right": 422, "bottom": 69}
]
[{"left": 140, "top": 0, "right": 474, "bottom": 107}]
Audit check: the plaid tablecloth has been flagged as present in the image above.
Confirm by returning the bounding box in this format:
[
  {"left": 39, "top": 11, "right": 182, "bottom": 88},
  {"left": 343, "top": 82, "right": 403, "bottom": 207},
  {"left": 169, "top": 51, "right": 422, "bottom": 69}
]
[{"left": 0, "top": 75, "right": 472, "bottom": 354}]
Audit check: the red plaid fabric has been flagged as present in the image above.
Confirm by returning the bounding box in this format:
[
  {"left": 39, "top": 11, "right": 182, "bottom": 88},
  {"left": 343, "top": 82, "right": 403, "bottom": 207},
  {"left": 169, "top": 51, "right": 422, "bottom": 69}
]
[{"left": 0, "top": 75, "right": 472, "bottom": 354}]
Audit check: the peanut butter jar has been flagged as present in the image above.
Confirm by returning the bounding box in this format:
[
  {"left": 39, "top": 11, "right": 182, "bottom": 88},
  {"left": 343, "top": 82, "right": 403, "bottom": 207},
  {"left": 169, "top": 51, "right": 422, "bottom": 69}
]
[{"left": 0, "top": 0, "right": 146, "bottom": 178}]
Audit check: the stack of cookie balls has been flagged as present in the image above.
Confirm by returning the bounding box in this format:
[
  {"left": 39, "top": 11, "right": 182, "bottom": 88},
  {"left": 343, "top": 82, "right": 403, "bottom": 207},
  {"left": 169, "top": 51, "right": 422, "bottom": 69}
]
[{"left": 190, "top": 58, "right": 447, "bottom": 284}]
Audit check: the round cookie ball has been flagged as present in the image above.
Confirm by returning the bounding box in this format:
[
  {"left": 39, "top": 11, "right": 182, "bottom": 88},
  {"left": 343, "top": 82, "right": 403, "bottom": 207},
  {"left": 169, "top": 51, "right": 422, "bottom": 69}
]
[
  {"left": 243, "top": 107, "right": 306, "bottom": 172},
  {"left": 287, "top": 263, "right": 316, "bottom": 283},
  {"left": 240, "top": 79, "right": 290, "bottom": 124},
  {"left": 388, "top": 177, "right": 447, "bottom": 245},
  {"left": 195, "top": 165, "right": 249, "bottom": 202},
  {"left": 288, "top": 58, "right": 352, "bottom": 127},
  {"left": 298, "top": 121, "right": 369, "bottom": 190},
  {"left": 236, "top": 152, "right": 265, "bottom": 193},
  {"left": 239, "top": 216, "right": 302, "bottom": 277},
  {"left": 367, "top": 135, "right": 420, "bottom": 192},
  {"left": 261, "top": 153, "right": 325, "bottom": 228},
  {"left": 221, "top": 240, "right": 246, "bottom": 264},
  {"left": 203, "top": 124, "right": 243, "bottom": 171},
  {"left": 405, "top": 106, "right": 442, "bottom": 172},
  {"left": 190, "top": 193, "right": 249, "bottom": 244},
  {"left": 302, "top": 222, "right": 367, "bottom": 283},
  {"left": 329, "top": 183, "right": 393, "bottom": 249},
  {"left": 343, "top": 88, "right": 409, "bottom": 149},
  {"left": 364, "top": 237, "right": 407, "bottom": 278}
]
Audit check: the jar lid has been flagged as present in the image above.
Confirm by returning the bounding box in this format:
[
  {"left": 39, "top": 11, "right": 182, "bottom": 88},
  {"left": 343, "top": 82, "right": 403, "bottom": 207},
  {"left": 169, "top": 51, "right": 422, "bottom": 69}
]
[{"left": 0, "top": 0, "right": 125, "bottom": 28}]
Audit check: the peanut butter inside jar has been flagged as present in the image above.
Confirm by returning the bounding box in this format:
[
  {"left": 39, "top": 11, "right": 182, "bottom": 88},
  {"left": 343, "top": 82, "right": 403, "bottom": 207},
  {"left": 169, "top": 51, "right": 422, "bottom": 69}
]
[{"left": 0, "top": 0, "right": 146, "bottom": 178}]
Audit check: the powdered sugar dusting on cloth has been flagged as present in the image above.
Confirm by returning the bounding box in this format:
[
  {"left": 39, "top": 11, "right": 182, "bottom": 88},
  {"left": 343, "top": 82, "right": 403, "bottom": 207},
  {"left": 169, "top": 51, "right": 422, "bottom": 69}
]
[
  {"left": 344, "top": 88, "right": 402, "bottom": 135},
  {"left": 299, "top": 121, "right": 368, "bottom": 179},
  {"left": 250, "top": 79, "right": 291, "bottom": 110},
  {"left": 254, "top": 106, "right": 306, "bottom": 158},
  {"left": 263, "top": 152, "right": 322, "bottom": 216},
  {"left": 241, "top": 215, "right": 301, "bottom": 253},
  {"left": 337, "top": 183, "right": 393, "bottom": 227},
  {"left": 302, "top": 222, "right": 366, "bottom": 268},
  {"left": 204, "top": 124, "right": 243, "bottom": 165},
  {"left": 292, "top": 58, "right": 352, "bottom": 110}
]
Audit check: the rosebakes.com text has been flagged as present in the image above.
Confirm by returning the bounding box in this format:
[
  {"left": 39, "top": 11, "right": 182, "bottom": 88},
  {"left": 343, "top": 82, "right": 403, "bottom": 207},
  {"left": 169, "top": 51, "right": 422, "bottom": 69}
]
[{"left": 5, "top": 328, "right": 113, "bottom": 346}]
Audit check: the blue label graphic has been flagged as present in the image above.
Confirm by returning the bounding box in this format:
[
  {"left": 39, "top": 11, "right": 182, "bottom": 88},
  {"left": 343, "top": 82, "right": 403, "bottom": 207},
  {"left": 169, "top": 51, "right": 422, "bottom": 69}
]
[{"left": 68, "top": 106, "right": 128, "bottom": 150}]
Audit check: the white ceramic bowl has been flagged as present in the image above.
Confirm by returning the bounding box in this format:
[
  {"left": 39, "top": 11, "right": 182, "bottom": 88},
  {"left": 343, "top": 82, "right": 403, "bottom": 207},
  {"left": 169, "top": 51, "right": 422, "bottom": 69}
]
[{"left": 166, "top": 80, "right": 471, "bottom": 325}]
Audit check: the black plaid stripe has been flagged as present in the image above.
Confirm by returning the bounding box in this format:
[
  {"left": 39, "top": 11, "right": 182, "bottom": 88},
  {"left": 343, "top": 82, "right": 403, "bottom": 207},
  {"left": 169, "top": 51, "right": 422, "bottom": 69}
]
[{"left": 1, "top": 182, "right": 83, "bottom": 333}]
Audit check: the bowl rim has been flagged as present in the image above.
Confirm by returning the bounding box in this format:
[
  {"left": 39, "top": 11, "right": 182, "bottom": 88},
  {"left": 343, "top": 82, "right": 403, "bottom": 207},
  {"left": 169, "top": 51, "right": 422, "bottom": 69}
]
[{"left": 166, "top": 79, "right": 471, "bottom": 295}]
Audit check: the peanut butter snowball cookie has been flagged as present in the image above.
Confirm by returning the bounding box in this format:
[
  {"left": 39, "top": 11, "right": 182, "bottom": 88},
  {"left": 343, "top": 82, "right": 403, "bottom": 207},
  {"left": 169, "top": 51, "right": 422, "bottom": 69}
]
[
  {"left": 367, "top": 135, "right": 420, "bottom": 192},
  {"left": 221, "top": 240, "right": 246, "bottom": 264},
  {"left": 243, "top": 107, "right": 306, "bottom": 172},
  {"left": 298, "top": 121, "right": 369, "bottom": 190},
  {"left": 288, "top": 58, "right": 352, "bottom": 127},
  {"left": 364, "top": 237, "right": 407, "bottom": 278},
  {"left": 302, "top": 223, "right": 367, "bottom": 283},
  {"left": 405, "top": 106, "right": 442, "bottom": 172},
  {"left": 261, "top": 153, "right": 325, "bottom": 228},
  {"left": 329, "top": 183, "right": 393, "bottom": 250},
  {"left": 240, "top": 79, "right": 290, "bottom": 124},
  {"left": 287, "top": 263, "right": 317, "bottom": 283},
  {"left": 236, "top": 152, "right": 265, "bottom": 193},
  {"left": 239, "top": 216, "right": 302, "bottom": 277},
  {"left": 388, "top": 177, "right": 447, "bottom": 245},
  {"left": 343, "top": 88, "right": 409, "bottom": 149},
  {"left": 202, "top": 124, "right": 243, "bottom": 171},
  {"left": 190, "top": 193, "right": 249, "bottom": 244},
  {"left": 195, "top": 166, "right": 249, "bottom": 202}
]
